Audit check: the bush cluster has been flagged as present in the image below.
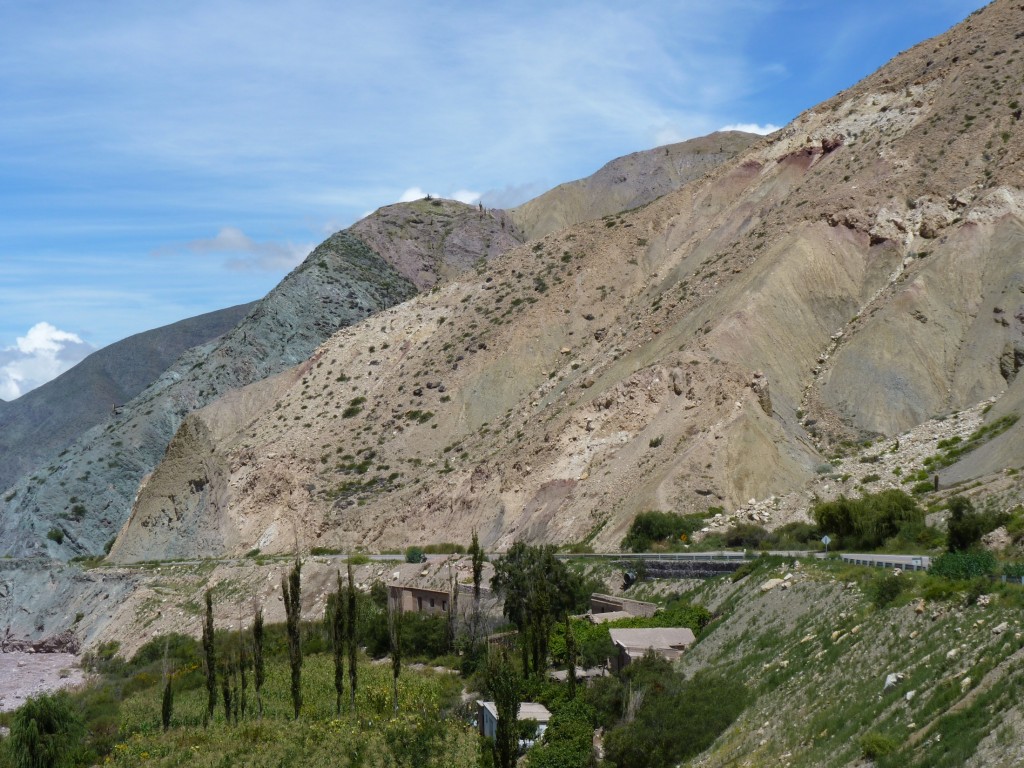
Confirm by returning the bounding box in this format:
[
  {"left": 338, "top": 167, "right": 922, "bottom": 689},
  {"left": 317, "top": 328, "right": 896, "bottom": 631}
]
[
  {"left": 621, "top": 510, "right": 708, "bottom": 551},
  {"left": 812, "top": 489, "right": 924, "bottom": 550}
]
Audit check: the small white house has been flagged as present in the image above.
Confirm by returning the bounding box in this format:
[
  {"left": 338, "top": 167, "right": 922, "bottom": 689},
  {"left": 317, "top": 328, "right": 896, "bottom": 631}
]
[{"left": 476, "top": 700, "right": 552, "bottom": 743}]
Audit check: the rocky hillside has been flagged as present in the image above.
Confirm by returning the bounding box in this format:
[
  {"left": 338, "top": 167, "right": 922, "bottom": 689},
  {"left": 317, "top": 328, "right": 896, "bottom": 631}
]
[
  {"left": 676, "top": 558, "right": 1024, "bottom": 768},
  {"left": 509, "top": 131, "right": 759, "bottom": 240},
  {"left": 0, "top": 202, "right": 527, "bottom": 560},
  {"left": 108, "top": 0, "right": 1024, "bottom": 564},
  {"left": 350, "top": 197, "right": 522, "bottom": 290},
  {"left": 0, "top": 303, "right": 253, "bottom": 494}
]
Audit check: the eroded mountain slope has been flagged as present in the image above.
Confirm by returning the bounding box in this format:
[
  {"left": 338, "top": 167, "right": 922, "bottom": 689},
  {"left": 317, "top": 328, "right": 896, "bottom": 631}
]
[
  {"left": 111, "top": 0, "right": 1024, "bottom": 562},
  {"left": 0, "top": 303, "right": 253, "bottom": 494},
  {"left": 1, "top": 202, "right": 525, "bottom": 560},
  {"left": 509, "top": 131, "right": 759, "bottom": 240}
]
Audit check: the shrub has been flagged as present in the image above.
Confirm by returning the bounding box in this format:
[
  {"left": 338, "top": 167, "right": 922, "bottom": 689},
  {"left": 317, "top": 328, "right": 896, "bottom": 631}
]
[
  {"left": 723, "top": 523, "right": 770, "bottom": 549},
  {"left": 869, "top": 572, "right": 903, "bottom": 608},
  {"left": 860, "top": 732, "right": 898, "bottom": 759},
  {"left": 812, "top": 489, "right": 924, "bottom": 550},
  {"left": 7, "top": 692, "right": 85, "bottom": 768},
  {"left": 404, "top": 546, "right": 426, "bottom": 563},
  {"left": 603, "top": 666, "right": 748, "bottom": 768},
  {"left": 929, "top": 551, "right": 997, "bottom": 580},
  {"left": 622, "top": 511, "right": 706, "bottom": 551},
  {"left": 46, "top": 528, "right": 64, "bottom": 545},
  {"left": 946, "top": 496, "right": 983, "bottom": 552}
]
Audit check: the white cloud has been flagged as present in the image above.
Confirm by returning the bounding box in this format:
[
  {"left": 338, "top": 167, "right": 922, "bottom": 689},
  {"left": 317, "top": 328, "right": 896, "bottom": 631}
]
[
  {"left": 451, "top": 189, "right": 481, "bottom": 205},
  {"left": 719, "top": 122, "right": 781, "bottom": 135},
  {"left": 180, "top": 226, "right": 313, "bottom": 272},
  {"left": 398, "top": 187, "right": 433, "bottom": 203},
  {"left": 397, "top": 187, "right": 480, "bottom": 205},
  {"left": 0, "top": 322, "right": 95, "bottom": 400}
]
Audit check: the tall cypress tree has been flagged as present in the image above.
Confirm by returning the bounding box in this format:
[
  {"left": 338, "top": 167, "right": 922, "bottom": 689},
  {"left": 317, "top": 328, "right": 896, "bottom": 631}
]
[
  {"left": 489, "top": 650, "right": 522, "bottom": 768},
  {"left": 565, "top": 614, "right": 578, "bottom": 700},
  {"left": 346, "top": 560, "right": 358, "bottom": 713},
  {"left": 282, "top": 559, "right": 303, "bottom": 720},
  {"left": 202, "top": 590, "right": 216, "bottom": 726},
  {"left": 327, "top": 571, "right": 346, "bottom": 715},
  {"left": 470, "top": 530, "right": 485, "bottom": 600},
  {"left": 388, "top": 597, "right": 403, "bottom": 714},
  {"left": 253, "top": 606, "right": 265, "bottom": 719},
  {"left": 161, "top": 635, "right": 173, "bottom": 732}
]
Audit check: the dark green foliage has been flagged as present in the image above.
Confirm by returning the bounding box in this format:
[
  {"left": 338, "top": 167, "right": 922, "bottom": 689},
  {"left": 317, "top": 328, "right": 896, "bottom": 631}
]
[
  {"left": 46, "top": 528, "right": 63, "bottom": 545},
  {"left": 389, "top": 600, "right": 403, "bottom": 714},
  {"left": 470, "top": 530, "right": 486, "bottom": 600},
  {"left": 490, "top": 543, "right": 584, "bottom": 677},
  {"left": 220, "top": 663, "right": 233, "bottom": 724},
  {"left": 282, "top": 559, "right": 303, "bottom": 720},
  {"left": 202, "top": 590, "right": 216, "bottom": 726},
  {"left": 860, "top": 732, "right": 899, "bottom": 759},
  {"left": 326, "top": 572, "right": 347, "bottom": 715},
  {"left": 621, "top": 510, "right": 706, "bottom": 551},
  {"left": 870, "top": 572, "right": 904, "bottom": 608},
  {"left": 526, "top": 699, "right": 595, "bottom": 768},
  {"left": 346, "top": 561, "right": 358, "bottom": 712},
  {"left": 945, "top": 496, "right": 1006, "bottom": 552},
  {"left": 929, "top": 551, "right": 998, "bottom": 580},
  {"left": 253, "top": 607, "right": 265, "bottom": 719},
  {"left": 564, "top": 615, "right": 577, "bottom": 701},
  {"left": 487, "top": 652, "right": 522, "bottom": 768},
  {"left": 812, "top": 489, "right": 925, "bottom": 550},
  {"left": 160, "top": 676, "right": 173, "bottom": 732},
  {"left": 404, "top": 546, "right": 425, "bottom": 563},
  {"left": 1002, "top": 562, "right": 1024, "bottom": 579},
  {"left": 723, "top": 523, "right": 770, "bottom": 548},
  {"left": 602, "top": 661, "right": 748, "bottom": 768},
  {"left": 6, "top": 693, "right": 84, "bottom": 768}
]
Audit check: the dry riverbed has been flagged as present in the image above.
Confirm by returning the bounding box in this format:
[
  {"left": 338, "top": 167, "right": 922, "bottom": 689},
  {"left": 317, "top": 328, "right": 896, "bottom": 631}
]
[{"left": 0, "top": 652, "right": 86, "bottom": 712}]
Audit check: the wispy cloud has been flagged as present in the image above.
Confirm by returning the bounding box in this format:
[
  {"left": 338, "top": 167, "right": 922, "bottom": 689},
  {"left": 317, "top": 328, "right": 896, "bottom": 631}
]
[
  {"left": 179, "top": 227, "right": 313, "bottom": 272},
  {"left": 0, "top": 323, "right": 95, "bottom": 400},
  {"left": 0, "top": 0, "right": 989, "bottom": 355}
]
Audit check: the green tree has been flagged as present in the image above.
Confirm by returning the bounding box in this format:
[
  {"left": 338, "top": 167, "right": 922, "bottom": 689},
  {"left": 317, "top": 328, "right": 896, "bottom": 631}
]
[
  {"left": 202, "top": 589, "right": 216, "bottom": 726},
  {"left": 326, "top": 571, "right": 347, "bottom": 714},
  {"left": 946, "top": 495, "right": 984, "bottom": 552},
  {"left": 487, "top": 651, "right": 522, "bottom": 768},
  {"left": 565, "top": 614, "right": 578, "bottom": 700},
  {"left": 470, "top": 530, "right": 486, "bottom": 600},
  {"left": 8, "top": 692, "right": 84, "bottom": 768},
  {"left": 346, "top": 560, "right": 359, "bottom": 713},
  {"left": 812, "top": 489, "right": 924, "bottom": 550},
  {"left": 388, "top": 596, "right": 403, "bottom": 714},
  {"left": 161, "top": 676, "right": 173, "bottom": 732},
  {"left": 491, "top": 543, "right": 582, "bottom": 677},
  {"left": 282, "top": 558, "right": 303, "bottom": 719},
  {"left": 253, "top": 605, "right": 265, "bottom": 719}
]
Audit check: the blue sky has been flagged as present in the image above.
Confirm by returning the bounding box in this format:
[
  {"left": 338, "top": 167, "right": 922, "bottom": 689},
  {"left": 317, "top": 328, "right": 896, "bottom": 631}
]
[{"left": 0, "top": 0, "right": 986, "bottom": 400}]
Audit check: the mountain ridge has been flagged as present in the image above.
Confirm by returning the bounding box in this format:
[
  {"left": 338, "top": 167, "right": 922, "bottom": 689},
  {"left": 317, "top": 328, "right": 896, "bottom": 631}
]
[{"left": 108, "top": 0, "right": 1024, "bottom": 562}]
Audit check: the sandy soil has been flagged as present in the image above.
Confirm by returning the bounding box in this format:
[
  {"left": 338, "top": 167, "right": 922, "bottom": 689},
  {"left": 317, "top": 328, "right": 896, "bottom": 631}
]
[{"left": 0, "top": 652, "right": 86, "bottom": 712}]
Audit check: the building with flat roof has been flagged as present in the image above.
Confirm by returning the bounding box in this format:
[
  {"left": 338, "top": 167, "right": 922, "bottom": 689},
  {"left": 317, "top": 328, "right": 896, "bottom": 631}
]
[
  {"left": 476, "top": 700, "right": 552, "bottom": 742},
  {"left": 387, "top": 584, "right": 450, "bottom": 615},
  {"left": 608, "top": 627, "right": 696, "bottom": 672}
]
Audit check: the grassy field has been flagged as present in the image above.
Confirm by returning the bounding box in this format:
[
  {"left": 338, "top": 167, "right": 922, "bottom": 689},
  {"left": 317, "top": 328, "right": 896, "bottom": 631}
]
[{"left": 107, "top": 654, "right": 476, "bottom": 767}]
